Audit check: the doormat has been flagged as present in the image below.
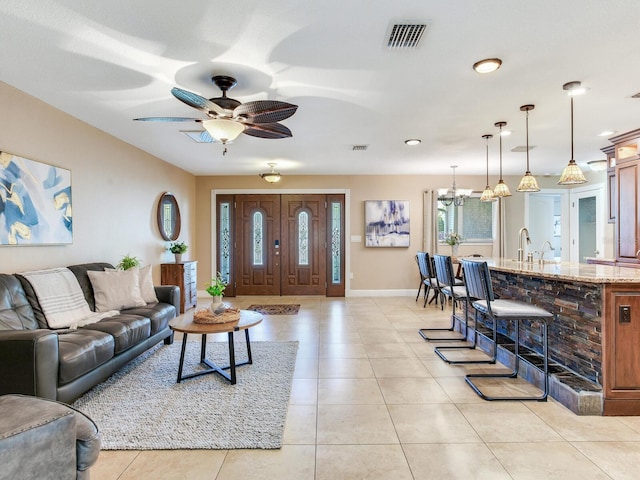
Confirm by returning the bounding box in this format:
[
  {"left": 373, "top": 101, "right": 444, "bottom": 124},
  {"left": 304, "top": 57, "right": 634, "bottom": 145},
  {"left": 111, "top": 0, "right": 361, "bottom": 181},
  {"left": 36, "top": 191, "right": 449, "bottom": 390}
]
[{"left": 247, "top": 304, "right": 300, "bottom": 315}]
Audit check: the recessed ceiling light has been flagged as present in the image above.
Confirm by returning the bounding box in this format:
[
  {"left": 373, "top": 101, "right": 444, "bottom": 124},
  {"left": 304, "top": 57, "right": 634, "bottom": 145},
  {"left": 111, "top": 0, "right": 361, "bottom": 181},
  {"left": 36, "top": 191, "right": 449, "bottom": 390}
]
[
  {"left": 473, "top": 58, "right": 502, "bottom": 73},
  {"left": 587, "top": 159, "right": 608, "bottom": 171},
  {"left": 598, "top": 130, "right": 615, "bottom": 137},
  {"left": 405, "top": 139, "right": 421, "bottom": 146},
  {"left": 500, "top": 130, "right": 512, "bottom": 136}
]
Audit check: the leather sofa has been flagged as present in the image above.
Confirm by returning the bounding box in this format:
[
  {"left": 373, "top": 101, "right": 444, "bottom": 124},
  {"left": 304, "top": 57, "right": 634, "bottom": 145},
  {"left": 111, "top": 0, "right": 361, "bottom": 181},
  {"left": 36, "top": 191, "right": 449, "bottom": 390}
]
[
  {"left": 0, "top": 262, "right": 179, "bottom": 403},
  {"left": 0, "top": 394, "right": 100, "bottom": 480}
]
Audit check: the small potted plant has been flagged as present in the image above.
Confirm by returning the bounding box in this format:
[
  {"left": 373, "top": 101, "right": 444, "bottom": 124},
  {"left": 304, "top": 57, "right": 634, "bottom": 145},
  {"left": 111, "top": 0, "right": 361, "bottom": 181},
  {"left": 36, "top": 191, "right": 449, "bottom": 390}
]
[
  {"left": 205, "top": 272, "right": 228, "bottom": 313},
  {"left": 169, "top": 241, "right": 188, "bottom": 263},
  {"left": 117, "top": 254, "right": 141, "bottom": 271},
  {"left": 444, "top": 232, "right": 463, "bottom": 257}
]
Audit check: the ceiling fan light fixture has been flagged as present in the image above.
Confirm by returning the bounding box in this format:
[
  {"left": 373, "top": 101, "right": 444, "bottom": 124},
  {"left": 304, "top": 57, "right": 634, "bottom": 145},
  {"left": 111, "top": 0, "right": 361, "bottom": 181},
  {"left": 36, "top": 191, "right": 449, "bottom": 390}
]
[
  {"left": 473, "top": 58, "right": 502, "bottom": 73},
  {"left": 203, "top": 119, "right": 245, "bottom": 144},
  {"left": 259, "top": 163, "right": 282, "bottom": 183},
  {"left": 558, "top": 81, "right": 588, "bottom": 185},
  {"left": 405, "top": 139, "right": 421, "bottom": 146}
]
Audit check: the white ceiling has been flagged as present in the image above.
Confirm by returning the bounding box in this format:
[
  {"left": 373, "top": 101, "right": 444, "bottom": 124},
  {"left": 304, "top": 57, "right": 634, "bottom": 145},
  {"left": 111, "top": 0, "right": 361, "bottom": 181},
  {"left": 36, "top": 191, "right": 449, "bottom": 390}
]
[{"left": 1, "top": 0, "right": 639, "bottom": 177}]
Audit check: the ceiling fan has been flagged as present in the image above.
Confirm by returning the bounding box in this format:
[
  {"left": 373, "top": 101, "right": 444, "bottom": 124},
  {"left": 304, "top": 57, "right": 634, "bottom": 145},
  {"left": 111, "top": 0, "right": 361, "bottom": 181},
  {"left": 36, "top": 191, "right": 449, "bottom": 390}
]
[{"left": 134, "top": 75, "right": 298, "bottom": 154}]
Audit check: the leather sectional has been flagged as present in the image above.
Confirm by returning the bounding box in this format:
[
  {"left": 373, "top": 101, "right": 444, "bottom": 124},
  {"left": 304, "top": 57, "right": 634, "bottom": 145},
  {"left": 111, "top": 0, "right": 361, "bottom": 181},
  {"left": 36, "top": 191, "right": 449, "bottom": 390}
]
[{"left": 0, "top": 262, "right": 179, "bottom": 403}]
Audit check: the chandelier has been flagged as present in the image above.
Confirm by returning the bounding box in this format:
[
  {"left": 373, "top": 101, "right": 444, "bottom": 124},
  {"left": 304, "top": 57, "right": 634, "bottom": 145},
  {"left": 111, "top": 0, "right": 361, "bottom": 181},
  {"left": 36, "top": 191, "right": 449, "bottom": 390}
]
[{"left": 438, "top": 166, "right": 472, "bottom": 206}]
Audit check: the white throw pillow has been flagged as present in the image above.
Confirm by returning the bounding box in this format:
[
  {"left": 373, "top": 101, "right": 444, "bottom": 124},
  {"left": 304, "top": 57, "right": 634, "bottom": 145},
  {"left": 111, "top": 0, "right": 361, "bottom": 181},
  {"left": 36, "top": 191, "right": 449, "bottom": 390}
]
[
  {"left": 88, "top": 269, "right": 146, "bottom": 312},
  {"left": 138, "top": 264, "right": 158, "bottom": 304}
]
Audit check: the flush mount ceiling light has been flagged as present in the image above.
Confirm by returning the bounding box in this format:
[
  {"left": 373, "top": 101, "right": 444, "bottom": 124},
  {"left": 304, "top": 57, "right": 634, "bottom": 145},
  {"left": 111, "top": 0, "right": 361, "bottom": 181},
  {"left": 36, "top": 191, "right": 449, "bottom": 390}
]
[
  {"left": 480, "top": 134, "right": 496, "bottom": 202},
  {"left": 516, "top": 104, "right": 540, "bottom": 192},
  {"left": 493, "top": 121, "right": 512, "bottom": 197},
  {"left": 587, "top": 159, "right": 608, "bottom": 171},
  {"left": 438, "top": 165, "right": 472, "bottom": 207},
  {"left": 259, "top": 162, "right": 282, "bottom": 183},
  {"left": 405, "top": 139, "right": 421, "bottom": 146},
  {"left": 558, "top": 81, "right": 588, "bottom": 185},
  {"left": 473, "top": 58, "right": 502, "bottom": 74}
]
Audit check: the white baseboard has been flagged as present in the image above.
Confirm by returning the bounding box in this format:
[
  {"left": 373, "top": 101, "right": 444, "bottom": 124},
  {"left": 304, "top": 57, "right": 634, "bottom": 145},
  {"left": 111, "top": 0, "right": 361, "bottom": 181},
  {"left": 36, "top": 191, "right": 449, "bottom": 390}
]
[{"left": 347, "top": 289, "right": 415, "bottom": 297}]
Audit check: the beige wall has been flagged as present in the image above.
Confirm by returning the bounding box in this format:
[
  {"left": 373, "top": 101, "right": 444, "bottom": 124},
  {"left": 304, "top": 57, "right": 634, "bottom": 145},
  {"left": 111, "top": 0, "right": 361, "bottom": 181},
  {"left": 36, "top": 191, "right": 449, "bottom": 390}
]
[
  {"left": 0, "top": 82, "right": 195, "bottom": 283},
  {"left": 196, "top": 174, "right": 516, "bottom": 293}
]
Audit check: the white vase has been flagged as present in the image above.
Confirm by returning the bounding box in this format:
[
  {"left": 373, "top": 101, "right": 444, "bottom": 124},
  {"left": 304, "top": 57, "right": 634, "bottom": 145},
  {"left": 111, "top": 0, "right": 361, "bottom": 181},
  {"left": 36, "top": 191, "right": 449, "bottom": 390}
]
[
  {"left": 451, "top": 244, "right": 459, "bottom": 258},
  {"left": 210, "top": 296, "right": 225, "bottom": 314},
  {"left": 174, "top": 253, "right": 182, "bottom": 263}
]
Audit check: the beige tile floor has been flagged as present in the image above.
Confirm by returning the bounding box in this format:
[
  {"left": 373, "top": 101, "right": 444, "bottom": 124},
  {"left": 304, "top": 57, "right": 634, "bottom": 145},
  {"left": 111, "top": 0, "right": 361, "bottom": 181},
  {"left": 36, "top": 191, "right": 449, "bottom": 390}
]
[{"left": 91, "top": 296, "right": 640, "bottom": 480}]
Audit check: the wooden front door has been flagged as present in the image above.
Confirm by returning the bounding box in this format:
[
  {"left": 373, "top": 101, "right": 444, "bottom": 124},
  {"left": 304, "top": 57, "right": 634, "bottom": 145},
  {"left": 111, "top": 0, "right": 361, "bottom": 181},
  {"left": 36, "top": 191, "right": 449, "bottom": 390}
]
[
  {"left": 217, "top": 193, "right": 344, "bottom": 296},
  {"left": 281, "top": 194, "right": 326, "bottom": 295},
  {"left": 235, "top": 195, "right": 281, "bottom": 295}
]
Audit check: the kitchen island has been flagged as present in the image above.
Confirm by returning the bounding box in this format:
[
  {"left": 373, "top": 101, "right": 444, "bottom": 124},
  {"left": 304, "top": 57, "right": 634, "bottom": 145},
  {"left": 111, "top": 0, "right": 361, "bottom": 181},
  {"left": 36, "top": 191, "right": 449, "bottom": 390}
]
[{"left": 464, "top": 258, "right": 640, "bottom": 415}]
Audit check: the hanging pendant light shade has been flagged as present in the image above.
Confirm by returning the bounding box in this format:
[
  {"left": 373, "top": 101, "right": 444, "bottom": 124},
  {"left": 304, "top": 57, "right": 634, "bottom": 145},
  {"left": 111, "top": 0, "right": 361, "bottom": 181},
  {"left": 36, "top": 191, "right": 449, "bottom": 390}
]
[
  {"left": 493, "top": 121, "right": 512, "bottom": 197},
  {"left": 516, "top": 104, "right": 540, "bottom": 192},
  {"left": 558, "top": 81, "right": 587, "bottom": 185},
  {"left": 480, "top": 134, "right": 496, "bottom": 202}
]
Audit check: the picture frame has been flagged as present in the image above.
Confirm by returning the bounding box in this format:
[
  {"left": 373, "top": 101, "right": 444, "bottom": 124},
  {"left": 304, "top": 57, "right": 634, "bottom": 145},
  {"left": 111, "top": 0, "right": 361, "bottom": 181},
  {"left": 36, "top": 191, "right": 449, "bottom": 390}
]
[
  {"left": 364, "top": 200, "right": 410, "bottom": 247},
  {"left": 0, "top": 150, "right": 73, "bottom": 245}
]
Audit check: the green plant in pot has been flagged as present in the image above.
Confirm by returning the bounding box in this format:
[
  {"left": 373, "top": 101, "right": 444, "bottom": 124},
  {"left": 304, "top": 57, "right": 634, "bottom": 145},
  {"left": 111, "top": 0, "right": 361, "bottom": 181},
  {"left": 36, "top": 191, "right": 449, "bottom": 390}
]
[
  {"left": 206, "top": 272, "right": 228, "bottom": 314},
  {"left": 117, "top": 254, "right": 141, "bottom": 270},
  {"left": 169, "top": 241, "right": 188, "bottom": 262}
]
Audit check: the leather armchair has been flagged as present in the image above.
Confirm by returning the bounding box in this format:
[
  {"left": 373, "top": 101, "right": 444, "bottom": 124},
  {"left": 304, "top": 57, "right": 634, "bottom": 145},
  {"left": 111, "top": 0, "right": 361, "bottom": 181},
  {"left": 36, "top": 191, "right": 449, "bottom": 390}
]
[{"left": 0, "top": 394, "right": 100, "bottom": 480}]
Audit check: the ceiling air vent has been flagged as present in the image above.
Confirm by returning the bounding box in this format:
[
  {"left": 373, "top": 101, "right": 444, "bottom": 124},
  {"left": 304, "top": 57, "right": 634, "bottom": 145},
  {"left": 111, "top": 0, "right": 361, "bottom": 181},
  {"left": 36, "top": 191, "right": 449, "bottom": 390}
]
[
  {"left": 386, "top": 22, "right": 429, "bottom": 49},
  {"left": 511, "top": 146, "right": 536, "bottom": 153},
  {"left": 352, "top": 145, "right": 369, "bottom": 151}
]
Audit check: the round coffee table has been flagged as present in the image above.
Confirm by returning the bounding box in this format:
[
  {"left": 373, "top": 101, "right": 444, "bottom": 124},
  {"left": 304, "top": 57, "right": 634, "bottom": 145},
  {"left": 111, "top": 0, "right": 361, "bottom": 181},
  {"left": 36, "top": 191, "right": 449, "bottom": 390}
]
[{"left": 169, "top": 310, "right": 262, "bottom": 385}]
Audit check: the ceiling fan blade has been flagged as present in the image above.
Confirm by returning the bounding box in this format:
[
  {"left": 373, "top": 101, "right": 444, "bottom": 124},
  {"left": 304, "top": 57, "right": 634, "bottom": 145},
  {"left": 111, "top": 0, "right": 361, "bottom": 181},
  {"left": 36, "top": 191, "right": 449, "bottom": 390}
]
[
  {"left": 243, "top": 122, "right": 293, "bottom": 139},
  {"left": 171, "top": 87, "right": 226, "bottom": 117},
  {"left": 133, "top": 116, "right": 202, "bottom": 122},
  {"left": 233, "top": 100, "right": 298, "bottom": 124}
]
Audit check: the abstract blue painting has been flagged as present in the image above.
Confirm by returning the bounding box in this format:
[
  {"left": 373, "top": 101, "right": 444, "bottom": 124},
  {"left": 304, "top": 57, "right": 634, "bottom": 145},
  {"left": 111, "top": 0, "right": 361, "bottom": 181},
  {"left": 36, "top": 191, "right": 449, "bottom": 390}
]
[
  {"left": 0, "top": 151, "right": 72, "bottom": 245},
  {"left": 365, "top": 200, "right": 410, "bottom": 247}
]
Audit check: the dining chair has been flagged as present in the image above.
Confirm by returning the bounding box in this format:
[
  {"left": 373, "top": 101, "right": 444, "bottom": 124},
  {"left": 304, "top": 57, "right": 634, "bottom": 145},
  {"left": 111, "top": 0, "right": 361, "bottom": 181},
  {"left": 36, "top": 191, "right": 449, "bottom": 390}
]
[
  {"left": 461, "top": 259, "right": 554, "bottom": 401},
  {"left": 415, "top": 252, "right": 439, "bottom": 307},
  {"left": 419, "top": 254, "right": 467, "bottom": 341}
]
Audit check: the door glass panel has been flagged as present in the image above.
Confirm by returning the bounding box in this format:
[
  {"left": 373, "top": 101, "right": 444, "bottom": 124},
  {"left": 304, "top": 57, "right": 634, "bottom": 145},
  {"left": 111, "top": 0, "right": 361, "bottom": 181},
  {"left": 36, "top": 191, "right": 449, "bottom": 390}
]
[
  {"left": 219, "top": 202, "right": 231, "bottom": 282},
  {"left": 579, "top": 196, "right": 597, "bottom": 263},
  {"left": 298, "top": 211, "right": 309, "bottom": 265},
  {"left": 253, "top": 211, "right": 264, "bottom": 266},
  {"left": 331, "top": 202, "right": 341, "bottom": 284}
]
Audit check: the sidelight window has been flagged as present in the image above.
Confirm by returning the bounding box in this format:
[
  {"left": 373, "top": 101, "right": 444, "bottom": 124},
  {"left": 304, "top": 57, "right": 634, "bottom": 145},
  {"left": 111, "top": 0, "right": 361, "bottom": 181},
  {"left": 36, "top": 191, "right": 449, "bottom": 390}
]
[
  {"left": 331, "top": 202, "right": 341, "bottom": 283},
  {"left": 219, "top": 202, "right": 231, "bottom": 282}
]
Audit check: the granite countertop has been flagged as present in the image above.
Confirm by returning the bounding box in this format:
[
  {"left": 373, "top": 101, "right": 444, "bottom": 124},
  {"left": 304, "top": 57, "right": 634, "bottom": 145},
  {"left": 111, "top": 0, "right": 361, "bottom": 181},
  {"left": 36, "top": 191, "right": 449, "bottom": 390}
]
[{"left": 465, "top": 257, "right": 640, "bottom": 284}]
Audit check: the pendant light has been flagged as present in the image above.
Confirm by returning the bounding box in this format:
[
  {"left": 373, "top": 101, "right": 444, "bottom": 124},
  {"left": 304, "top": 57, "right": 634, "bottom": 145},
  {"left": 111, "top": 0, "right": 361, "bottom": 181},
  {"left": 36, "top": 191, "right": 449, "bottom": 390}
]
[
  {"left": 259, "top": 162, "right": 282, "bottom": 183},
  {"left": 516, "top": 104, "right": 540, "bottom": 192},
  {"left": 493, "top": 121, "right": 511, "bottom": 197},
  {"left": 558, "top": 81, "right": 587, "bottom": 185},
  {"left": 480, "top": 134, "right": 496, "bottom": 202}
]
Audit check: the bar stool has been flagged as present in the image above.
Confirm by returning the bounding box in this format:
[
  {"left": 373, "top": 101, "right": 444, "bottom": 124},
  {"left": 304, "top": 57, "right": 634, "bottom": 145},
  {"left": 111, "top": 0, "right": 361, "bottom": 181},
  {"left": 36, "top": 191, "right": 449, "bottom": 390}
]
[
  {"left": 433, "top": 255, "right": 497, "bottom": 365},
  {"left": 419, "top": 254, "right": 466, "bottom": 342},
  {"left": 461, "top": 259, "right": 553, "bottom": 402}
]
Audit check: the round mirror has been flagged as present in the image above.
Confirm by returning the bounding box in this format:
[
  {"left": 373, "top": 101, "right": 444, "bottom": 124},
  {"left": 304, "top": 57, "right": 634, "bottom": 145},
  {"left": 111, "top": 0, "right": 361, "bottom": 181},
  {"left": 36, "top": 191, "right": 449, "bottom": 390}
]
[{"left": 157, "top": 192, "right": 181, "bottom": 241}]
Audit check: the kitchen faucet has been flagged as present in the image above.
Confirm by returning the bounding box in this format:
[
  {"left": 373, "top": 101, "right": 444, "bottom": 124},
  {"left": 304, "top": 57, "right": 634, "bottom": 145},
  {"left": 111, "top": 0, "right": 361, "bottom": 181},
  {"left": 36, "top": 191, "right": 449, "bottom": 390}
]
[
  {"left": 517, "top": 227, "right": 531, "bottom": 262},
  {"left": 540, "top": 240, "right": 555, "bottom": 261}
]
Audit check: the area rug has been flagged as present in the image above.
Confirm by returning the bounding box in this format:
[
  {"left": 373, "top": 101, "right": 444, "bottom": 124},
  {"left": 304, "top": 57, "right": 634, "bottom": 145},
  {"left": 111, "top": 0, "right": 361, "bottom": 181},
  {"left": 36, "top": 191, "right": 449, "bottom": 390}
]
[
  {"left": 247, "top": 304, "right": 300, "bottom": 315},
  {"left": 72, "top": 340, "right": 298, "bottom": 450}
]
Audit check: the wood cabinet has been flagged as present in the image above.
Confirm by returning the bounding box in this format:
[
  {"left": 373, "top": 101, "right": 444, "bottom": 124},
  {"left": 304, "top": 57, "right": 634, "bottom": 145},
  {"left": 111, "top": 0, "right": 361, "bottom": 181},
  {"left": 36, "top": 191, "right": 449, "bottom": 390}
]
[
  {"left": 161, "top": 261, "right": 197, "bottom": 313},
  {"left": 602, "top": 129, "right": 640, "bottom": 265},
  {"left": 603, "top": 285, "right": 640, "bottom": 415}
]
